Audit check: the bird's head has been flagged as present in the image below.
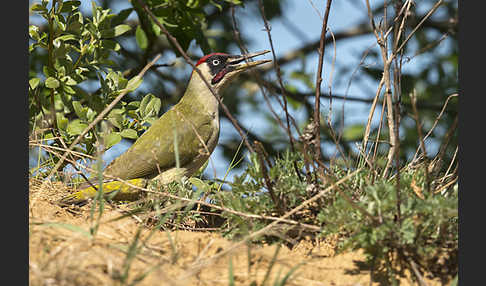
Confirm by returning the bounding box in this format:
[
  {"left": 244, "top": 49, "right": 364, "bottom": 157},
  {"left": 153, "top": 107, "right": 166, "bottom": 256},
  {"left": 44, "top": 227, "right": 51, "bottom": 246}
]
[{"left": 194, "top": 50, "right": 271, "bottom": 92}]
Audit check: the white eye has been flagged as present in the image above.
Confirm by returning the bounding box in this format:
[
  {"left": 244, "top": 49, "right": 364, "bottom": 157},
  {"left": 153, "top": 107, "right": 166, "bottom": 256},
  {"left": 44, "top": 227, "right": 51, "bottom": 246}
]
[{"left": 212, "top": 59, "right": 220, "bottom": 66}]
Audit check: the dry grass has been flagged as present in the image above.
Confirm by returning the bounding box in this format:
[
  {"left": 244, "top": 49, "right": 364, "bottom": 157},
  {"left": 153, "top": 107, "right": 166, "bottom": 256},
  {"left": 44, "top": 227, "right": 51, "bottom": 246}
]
[{"left": 29, "top": 179, "right": 444, "bottom": 286}]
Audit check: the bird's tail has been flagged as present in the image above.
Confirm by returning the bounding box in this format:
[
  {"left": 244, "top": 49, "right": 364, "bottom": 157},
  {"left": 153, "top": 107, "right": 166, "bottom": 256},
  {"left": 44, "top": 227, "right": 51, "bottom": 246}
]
[{"left": 59, "top": 178, "right": 148, "bottom": 206}]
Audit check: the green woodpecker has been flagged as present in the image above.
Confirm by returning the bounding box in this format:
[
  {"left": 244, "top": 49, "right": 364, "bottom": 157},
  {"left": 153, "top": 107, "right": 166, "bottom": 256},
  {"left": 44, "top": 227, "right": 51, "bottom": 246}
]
[{"left": 60, "top": 50, "right": 271, "bottom": 205}]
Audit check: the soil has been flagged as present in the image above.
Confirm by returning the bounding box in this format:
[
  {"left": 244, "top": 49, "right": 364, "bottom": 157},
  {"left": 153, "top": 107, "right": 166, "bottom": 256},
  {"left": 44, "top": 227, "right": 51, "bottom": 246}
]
[{"left": 29, "top": 179, "right": 444, "bottom": 286}]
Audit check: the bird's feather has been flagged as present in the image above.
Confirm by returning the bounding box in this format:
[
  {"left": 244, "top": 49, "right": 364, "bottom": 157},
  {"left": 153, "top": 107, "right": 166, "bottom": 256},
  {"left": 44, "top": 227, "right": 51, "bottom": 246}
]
[{"left": 103, "top": 101, "right": 216, "bottom": 180}]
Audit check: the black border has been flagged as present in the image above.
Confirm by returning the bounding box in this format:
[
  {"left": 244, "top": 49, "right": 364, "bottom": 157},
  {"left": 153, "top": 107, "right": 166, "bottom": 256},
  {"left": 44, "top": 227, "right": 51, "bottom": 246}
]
[
  {"left": 8, "top": 0, "right": 29, "bottom": 284},
  {"left": 458, "top": 1, "right": 480, "bottom": 285}
]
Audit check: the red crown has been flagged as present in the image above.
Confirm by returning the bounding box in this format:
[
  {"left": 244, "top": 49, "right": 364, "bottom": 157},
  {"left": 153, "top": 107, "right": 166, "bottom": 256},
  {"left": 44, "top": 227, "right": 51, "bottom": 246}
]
[{"left": 195, "top": 53, "right": 229, "bottom": 66}]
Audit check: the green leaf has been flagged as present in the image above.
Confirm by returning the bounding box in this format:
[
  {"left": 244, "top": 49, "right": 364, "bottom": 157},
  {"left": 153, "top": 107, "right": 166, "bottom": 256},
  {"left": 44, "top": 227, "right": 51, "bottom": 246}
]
[
  {"left": 63, "top": 84, "right": 76, "bottom": 95},
  {"left": 126, "top": 101, "right": 140, "bottom": 110},
  {"left": 193, "top": 19, "right": 211, "bottom": 54},
  {"left": 111, "top": 8, "right": 133, "bottom": 26},
  {"left": 100, "top": 39, "right": 120, "bottom": 52},
  {"left": 55, "top": 34, "right": 77, "bottom": 42},
  {"left": 224, "top": 0, "right": 242, "bottom": 4},
  {"left": 107, "top": 109, "right": 124, "bottom": 129},
  {"left": 104, "top": 132, "right": 122, "bottom": 149},
  {"left": 127, "top": 110, "right": 138, "bottom": 119},
  {"left": 45, "top": 77, "right": 60, "bottom": 89},
  {"left": 135, "top": 25, "right": 148, "bottom": 50},
  {"left": 212, "top": 3, "right": 224, "bottom": 11},
  {"left": 189, "top": 177, "right": 210, "bottom": 192},
  {"left": 125, "top": 75, "right": 143, "bottom": 92},
  {"left": 66, "top": 119, "right": 88, "bottom": 136},
  {"left": 151, "top": 19, "right": 161, "bottom": 36},
  {"left": 86, "top": 108, "right": 97, "bottom": 122},
  {"left": 29, "top": 78, "right": 40, "bottom": 90},
  {"left": 53, "top": 14, "right": 67, "bottom": 32},
  {"left": 61, "top": 76, "right": 78, "bottom": 86},
  {"left": 59, "top": 1, "right": 81, "bottom": 13},
  {"left": 139, "top": 93, "right": 160, "bottom": 118},
  {"left": 187, "top": 0, "right": 201, "bottom": 9},
  {"left": 43, "top": 133, "right": 55, "bottom": 140},
  {"left": 43, "top": 66, "right": 54, "bottom": 77},
  {"left": 120, "top": 128, "right": 138, "bottom": 139},
  {"left": 72, "top": 101, "right": 87, "bottom": 120},
  {"left": 29, "top": 25, "right": 40, "bottom": 40},
  {"left": 56, "top": 113, "right": 69, "bottom": 131},
  {"left": 100, "top": 24, "right": 132, "bottom": 38},
  {"left": 139, "top": 93, "right": 153, "bottom": 116},
  {"left": 30, "top": 3, "right": 47, "bottom": 13},
  {"left": 145, "top": 97, "right": 161, "bottom": 118},
  {"left": 67, "top": 11, "right": 83, "bottom": 34}
]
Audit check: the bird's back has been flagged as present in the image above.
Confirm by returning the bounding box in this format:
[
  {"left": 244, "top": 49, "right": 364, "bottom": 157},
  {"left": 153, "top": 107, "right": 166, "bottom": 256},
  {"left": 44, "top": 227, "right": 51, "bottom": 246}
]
[{"left": 103, "top": 101, "right": 218, "bottom": 180}]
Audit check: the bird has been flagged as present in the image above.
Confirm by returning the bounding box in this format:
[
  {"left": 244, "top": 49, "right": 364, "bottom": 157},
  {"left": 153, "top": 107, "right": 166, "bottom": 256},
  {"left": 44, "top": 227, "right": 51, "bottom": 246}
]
[{"left": 60, "top": 50, "right": 271, "bottom": 205}]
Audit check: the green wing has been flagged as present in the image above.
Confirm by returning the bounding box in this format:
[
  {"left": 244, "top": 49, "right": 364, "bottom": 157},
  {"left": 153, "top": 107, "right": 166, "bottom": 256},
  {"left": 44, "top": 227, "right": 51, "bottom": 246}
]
[{"left": 104, "top": 103, "right": 215, "bottom": 180}]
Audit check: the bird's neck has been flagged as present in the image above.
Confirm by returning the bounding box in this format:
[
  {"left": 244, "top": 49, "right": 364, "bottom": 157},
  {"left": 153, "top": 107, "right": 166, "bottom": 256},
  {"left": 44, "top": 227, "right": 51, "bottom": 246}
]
[{"left": 180, "top": 71, "right": 221, "bottom": 115}]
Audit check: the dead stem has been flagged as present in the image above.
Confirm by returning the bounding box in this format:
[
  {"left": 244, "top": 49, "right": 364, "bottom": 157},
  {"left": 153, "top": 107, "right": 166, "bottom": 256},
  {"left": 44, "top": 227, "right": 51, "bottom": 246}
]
[{"left": 312, "top": 0, "right": 334, "bottom": 164}]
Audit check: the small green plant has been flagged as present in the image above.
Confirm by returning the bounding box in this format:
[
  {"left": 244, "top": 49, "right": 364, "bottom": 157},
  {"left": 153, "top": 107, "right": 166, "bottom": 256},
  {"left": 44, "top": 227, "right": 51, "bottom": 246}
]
[
  {"left": 217, "top": 150, "right": 313, "bottom": 240},
  {"left": 319, "top": 166, "right": 458, "bottom": 284}
]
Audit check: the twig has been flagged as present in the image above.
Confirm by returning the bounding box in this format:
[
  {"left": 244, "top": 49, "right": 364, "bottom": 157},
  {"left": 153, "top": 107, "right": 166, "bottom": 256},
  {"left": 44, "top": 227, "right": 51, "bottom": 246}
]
[
  {"left": 420, "top": 94, "right": 458, "bottom": 144},
  {"left": 395, "top": 0, "right": 445, "bottom": 56},
  {"left": 410, "top": 90, "right": 431, "bottom": 193},
  {"left": 361, "top": 77, "right": 385, "bottom": 161},
  {"left": 29, "top": 142, "right": 96, "bottom": 161},
  {"left": 381, "top": 75, "right": 398, "bottom": 179},
  {"left": 407, "top": 88, "right": 457, "bottom": 179},
  {"left": 313, "top": 0, "right": 334, "bottom": 163},
  {"left": 254, "top": 141, "right": 284, "bottom": 216},
  {"left": 442, "top": 145, "right": 458, "bottom": 183},
  {"left": 434, "top": 175, "right": 457, "bottom": 194},
  {"left": 371, "top": 95, "right": 387, "bottom": 172},
  {"left": 408, "top": 258, "right": 429, "bottom": 286},
  {"left": 430, "top": 115, "right": 458, "bottom": 174}
]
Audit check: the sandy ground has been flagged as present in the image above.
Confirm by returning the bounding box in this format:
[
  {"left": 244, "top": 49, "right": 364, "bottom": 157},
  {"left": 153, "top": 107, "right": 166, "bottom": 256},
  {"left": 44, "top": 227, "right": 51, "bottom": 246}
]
[{"left": 29, "top": 179, "right": 444, "bottom": 286}]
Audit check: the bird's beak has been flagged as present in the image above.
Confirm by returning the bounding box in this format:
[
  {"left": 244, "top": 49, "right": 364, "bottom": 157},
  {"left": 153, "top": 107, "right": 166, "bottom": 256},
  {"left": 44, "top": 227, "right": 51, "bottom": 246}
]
[{"left": 228, "top": 50, "right": 272, "bottom": 71}]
